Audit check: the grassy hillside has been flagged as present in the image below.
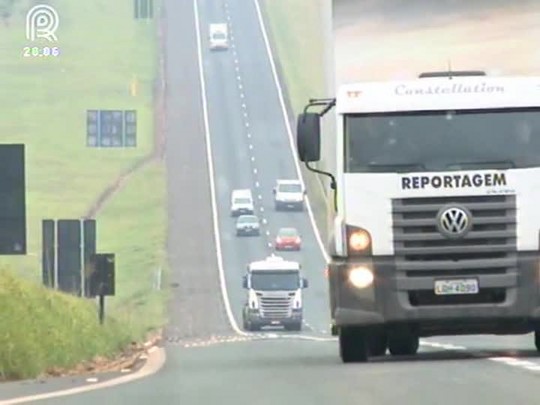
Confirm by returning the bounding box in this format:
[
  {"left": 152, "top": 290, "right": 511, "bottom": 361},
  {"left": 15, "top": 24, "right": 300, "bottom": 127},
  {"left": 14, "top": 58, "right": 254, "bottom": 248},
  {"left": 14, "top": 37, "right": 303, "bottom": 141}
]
[{"left": 0, "top": 0, "right": 167, "bottom": 379}]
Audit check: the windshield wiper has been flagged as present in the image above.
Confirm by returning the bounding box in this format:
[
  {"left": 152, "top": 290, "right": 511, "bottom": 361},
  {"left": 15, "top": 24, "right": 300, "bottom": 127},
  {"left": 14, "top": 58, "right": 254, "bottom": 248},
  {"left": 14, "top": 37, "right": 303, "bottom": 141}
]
[
  {"left": 446, "top": 160, "right": 515, "bottom": 170},
  {"left": 366, "top": 163, "right": 426, "bottom": 173}
]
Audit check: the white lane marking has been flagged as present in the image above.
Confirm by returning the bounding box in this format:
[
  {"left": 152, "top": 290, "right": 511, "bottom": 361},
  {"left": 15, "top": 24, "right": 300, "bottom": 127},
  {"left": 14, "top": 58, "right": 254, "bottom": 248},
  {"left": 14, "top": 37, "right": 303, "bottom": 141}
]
[
  {"left": 420, "top": 341, "right": 540, "bottom": 374},
  {"left": 255, "top": 181, "right": 259, "bottom": 187},
  {"left": 1, "top": 348, "right": 166, "bottom": 404},
  {"left": 253, "top": 167, "right": 257, "bottom": 174},
  {"left": 252, "top": 0, "right": 330, "bottom": 263},
  {"left": 251, "top": 156, "right": 255, "bottom": 162},
  {"left": 258, "top": 194, "right": 263, "bottom": 199},
  {"left": 193, "top": 0, "right": 246, "bottom": 336},
  {"left": 262, "top": 218, "right": 267, "bottom": 224}
]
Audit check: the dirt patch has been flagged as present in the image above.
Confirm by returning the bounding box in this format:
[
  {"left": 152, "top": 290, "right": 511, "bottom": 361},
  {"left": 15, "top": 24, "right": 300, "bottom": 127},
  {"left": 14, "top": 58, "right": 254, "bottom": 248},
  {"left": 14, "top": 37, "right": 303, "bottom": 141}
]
[{"left": 41, "top": 330, "right": 163, "bottom": 380}]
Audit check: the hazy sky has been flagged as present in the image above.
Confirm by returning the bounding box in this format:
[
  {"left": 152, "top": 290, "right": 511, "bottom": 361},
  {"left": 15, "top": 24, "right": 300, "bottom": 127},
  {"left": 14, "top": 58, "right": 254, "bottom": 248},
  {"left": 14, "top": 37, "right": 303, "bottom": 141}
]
[{"left": 333, "top": 0, "right": 540, "bottom": 84}]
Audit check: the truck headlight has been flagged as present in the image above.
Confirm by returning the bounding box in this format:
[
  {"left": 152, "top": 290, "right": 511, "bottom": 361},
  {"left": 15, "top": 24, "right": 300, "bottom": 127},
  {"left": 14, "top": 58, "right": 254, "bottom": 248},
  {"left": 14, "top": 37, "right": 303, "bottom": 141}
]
[
  {"left": 348, "top": 266, "right": 374, "bottom": 289},
  {"left": 346, "top": 225, "right": 372, "bottom": 255}
]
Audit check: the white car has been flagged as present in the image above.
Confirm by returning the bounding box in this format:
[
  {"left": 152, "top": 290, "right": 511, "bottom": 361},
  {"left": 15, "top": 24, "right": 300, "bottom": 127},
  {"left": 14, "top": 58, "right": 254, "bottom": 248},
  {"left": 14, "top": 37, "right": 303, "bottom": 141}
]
[
  {"left": 230, "top": 189, "right": 254, "bottom": 217},
  {"left": 273, "top": 179, "right": 305, "bottom": 211}
]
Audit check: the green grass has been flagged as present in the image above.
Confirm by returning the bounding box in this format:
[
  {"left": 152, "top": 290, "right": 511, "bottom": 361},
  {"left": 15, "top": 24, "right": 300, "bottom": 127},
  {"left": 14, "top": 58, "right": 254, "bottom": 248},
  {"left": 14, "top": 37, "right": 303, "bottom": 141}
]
[
  {"left": 262, "top": 0, "right": 331, "bottom": 239},
  {"left": 0, "top": 268, "right": 133, "bottom": 380},
  {"left": 0, "top": 0, "right": 157, "bottom": 276},
  {"left": 0, "top": 0, "right": 168, "bottom": 379},
  {"left": 96, "top": 161, "right": 168, "bottom": 339}
]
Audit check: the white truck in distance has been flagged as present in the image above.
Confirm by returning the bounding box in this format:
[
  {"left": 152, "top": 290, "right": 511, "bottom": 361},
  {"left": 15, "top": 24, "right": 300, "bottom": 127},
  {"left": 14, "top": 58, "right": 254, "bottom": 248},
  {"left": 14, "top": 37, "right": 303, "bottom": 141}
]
[
  {"left": 296, "top": 71, "right": 540, "bottom": 363},
  {"left": 242, "top": 255, "right": 309, "bottom": 331},
  {"left": 208, "top": 23, "right": 228, "bottom": 51}
]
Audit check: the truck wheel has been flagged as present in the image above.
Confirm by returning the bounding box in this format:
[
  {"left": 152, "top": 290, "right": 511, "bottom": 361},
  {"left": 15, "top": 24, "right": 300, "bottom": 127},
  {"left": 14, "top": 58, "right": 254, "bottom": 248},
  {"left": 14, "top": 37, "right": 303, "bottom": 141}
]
[
  {"left": 534, "top": 330, "right": 540, "bottom": 352},
  {"left": 368, "top": 329, "right": 388, "bottom": 356},
  {"left": 339, "top": 327, "right": 369, "bottom": 363},
  {"left": 388, "top": 332, "right": 419, "bottom": 356}
]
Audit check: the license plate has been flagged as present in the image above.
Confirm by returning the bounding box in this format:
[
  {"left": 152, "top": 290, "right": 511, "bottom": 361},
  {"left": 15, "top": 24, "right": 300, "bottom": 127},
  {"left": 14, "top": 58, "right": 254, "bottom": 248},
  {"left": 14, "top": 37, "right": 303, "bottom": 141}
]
[
  {"left": 434, "top": 279, "right": 479, "bottom": 295},
  {"left": 271, "top": 321, "right": 280, "bottom": 325}
]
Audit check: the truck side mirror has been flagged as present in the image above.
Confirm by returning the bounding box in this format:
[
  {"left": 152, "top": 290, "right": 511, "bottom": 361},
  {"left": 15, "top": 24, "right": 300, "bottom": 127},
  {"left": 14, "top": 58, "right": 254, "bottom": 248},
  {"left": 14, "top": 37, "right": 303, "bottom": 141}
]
[
  {"left": 296, "top": 112, "right": 321, "bottom": 162},
  {"left": 272, "top": 188, "right": 276, "bottom": 194},
  {"left": 242, "top": 275, "right": 248, "bottom": 289},
  {"left": 302, "top": 278, "right": 309, "bottom": 288},
  {"left": 303, "top": 190, "right": 307, "bottom": 196}
]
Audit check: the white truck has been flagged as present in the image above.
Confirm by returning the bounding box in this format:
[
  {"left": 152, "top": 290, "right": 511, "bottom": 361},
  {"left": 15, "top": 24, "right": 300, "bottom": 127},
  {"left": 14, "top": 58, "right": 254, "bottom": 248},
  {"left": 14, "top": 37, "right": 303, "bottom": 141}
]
[
  {"left": 296, "top": 71, "right": 540, "bottom": 362},
  {"left": 208, "top": 23, "right": 228, "bottom": 51},
  {"left": 242, "top": 255, "right": 309, "bottom": 331}
]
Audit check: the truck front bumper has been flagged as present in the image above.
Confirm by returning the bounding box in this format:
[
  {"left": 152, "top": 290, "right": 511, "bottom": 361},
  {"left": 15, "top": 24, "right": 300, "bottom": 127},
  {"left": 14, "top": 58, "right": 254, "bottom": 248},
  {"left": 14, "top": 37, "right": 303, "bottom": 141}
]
[
  {"left": 246, "top": 310, "right": 302, "bottom": 327},
  {"left": 330, "top": 253, "right": 540, "bottom": 336}
]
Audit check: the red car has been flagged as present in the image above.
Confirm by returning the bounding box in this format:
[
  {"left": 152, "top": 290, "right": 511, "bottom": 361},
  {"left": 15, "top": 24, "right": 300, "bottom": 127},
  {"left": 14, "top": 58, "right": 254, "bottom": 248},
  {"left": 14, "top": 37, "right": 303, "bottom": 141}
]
[{"left": 274, "top": 227, "right": 302, "bottom": 251}]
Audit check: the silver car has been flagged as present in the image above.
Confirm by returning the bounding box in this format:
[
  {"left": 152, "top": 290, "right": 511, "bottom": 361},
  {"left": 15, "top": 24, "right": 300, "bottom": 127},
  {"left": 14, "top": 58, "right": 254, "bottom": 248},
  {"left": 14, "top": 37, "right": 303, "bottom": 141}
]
[{"left": 236, "top": 215, "right": 260, "bottom": 236}]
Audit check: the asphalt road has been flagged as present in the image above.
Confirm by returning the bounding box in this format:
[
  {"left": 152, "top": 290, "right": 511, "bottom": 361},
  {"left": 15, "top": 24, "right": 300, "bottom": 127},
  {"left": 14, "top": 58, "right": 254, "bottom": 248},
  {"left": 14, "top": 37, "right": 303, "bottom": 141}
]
[{"left": 5, "top": 0, "right": 540, "bottom": 403}]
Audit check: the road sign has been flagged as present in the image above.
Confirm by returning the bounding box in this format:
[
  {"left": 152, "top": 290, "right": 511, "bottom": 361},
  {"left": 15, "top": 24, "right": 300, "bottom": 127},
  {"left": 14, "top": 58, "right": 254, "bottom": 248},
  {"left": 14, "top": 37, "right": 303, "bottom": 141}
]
[
  {"left": 0, "top": 144, "right": 26, "bottom": 255},
  {"left": 86, "top": 110, "right": 137, "bottom": 148}
]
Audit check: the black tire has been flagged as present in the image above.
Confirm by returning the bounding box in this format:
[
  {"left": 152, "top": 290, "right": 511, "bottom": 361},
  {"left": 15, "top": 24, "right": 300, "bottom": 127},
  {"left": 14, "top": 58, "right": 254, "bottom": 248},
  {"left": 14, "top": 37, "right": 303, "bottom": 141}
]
[
  {"left": 368, "top": 330, "right": 388, "bottom": 356},
  {"left": 388, "top": 332, "right": 419, "bottom": 356},
  {"left": 534, "top": 331, "right": 540, "bottom": 352},
  {"left": 339, "top": 327, "right": 369, "bottom": 363}
]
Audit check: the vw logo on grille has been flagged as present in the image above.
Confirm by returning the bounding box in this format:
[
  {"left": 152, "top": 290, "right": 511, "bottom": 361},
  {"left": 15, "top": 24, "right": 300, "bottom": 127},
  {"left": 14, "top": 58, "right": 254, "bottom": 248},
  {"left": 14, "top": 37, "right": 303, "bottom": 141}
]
[{"left": 436, "top": 205, "right": 472, "bottom": 238}]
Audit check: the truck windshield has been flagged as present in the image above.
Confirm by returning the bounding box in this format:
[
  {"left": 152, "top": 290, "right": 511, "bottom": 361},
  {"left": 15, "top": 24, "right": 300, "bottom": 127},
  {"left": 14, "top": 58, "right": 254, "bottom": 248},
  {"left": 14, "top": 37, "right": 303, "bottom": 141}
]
[
  {"left": 250, "top": 271, "right": 299, "bottom": 291},
  {"left": 344, "top": 107, "right": 540, "bottom": 173}
]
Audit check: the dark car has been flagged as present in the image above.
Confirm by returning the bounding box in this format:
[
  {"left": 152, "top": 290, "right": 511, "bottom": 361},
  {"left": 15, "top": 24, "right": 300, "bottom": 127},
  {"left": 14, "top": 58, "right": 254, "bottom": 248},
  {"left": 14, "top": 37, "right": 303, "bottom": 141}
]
[{"left": 236, "top": 215, "right": 261, "bottom": 236}]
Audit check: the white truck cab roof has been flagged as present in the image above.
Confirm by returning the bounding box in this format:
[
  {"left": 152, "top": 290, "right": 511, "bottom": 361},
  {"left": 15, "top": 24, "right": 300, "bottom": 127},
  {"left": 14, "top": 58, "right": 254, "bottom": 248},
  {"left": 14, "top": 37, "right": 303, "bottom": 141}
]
[
  {"left": 336, "top": 75, "right": 540, "bottom": 114},
  {"left": 248, "top": 255, "right": 301, "bottom": 272}
]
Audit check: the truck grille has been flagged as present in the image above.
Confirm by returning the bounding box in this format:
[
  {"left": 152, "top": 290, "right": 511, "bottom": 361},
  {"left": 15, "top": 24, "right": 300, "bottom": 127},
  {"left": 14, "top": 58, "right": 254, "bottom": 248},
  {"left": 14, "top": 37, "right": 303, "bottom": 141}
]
[
  {"left": 392, "top": 195, "right": 517, "bottom": 305},
  {"left": 257, "top": 293, "right": 294, "bottom": 318}
]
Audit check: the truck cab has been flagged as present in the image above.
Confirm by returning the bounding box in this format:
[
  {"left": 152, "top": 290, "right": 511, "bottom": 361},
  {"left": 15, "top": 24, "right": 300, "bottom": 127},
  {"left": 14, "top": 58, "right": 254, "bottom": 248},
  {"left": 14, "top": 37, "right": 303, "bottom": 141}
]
[
  {"left": 296, "top": 71, "right": 540, "bottom": 363},
  {"left": 209, "top": 23, "right": 228, "bottom": 51},
  {"left": 241, "top": 255, "right": 309, "bottom": 331}
]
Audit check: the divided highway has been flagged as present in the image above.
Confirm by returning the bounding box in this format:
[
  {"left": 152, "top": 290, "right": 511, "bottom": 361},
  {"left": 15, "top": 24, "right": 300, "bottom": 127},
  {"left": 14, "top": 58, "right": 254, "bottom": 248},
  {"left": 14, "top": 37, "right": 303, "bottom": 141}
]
[
  {"left": 4, "top": 0, "right": 540, "bottom": 403},
  {"left": 199, "top": 0, "right": 329, "bottom": 335}
]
